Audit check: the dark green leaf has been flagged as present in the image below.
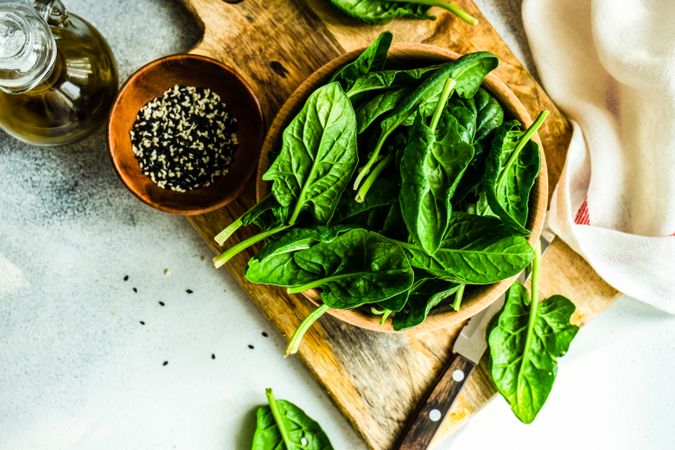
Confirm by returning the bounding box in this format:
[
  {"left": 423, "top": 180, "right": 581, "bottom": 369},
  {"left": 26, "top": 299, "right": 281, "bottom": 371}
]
[
  {"left": 331, "top": 31, "right": 392, "bottom": 90},
  {"left": 263, "top": 82, "right": 358, "bottom": 224},
  {"left": 400, "top": 213, "right": 534, "bottom": 284},
  {"left": 246, "top": 226, "right": 351, "bottom": 287},
  {"left": 488, "top": 283, "right": 579, "bottom": 423},
  {"left": 346, "top": 65, "right": 439, "bottom": 98},
  {"left": 392, "top": 278, "right": 459, "bottom": 330},
  {"left": 332, "top": 176, "right": 399, "bottom": 224},
  {"left": 483, "top": 120, "right": 541, "bottom": 234},
  {"left": 327, "top": 0, "right": 431, "bottom": 24},
  {"left": 356, "top": 87, "right": 410, "bottom": 133},
  {"left": 252, "top": 388, "right": 334, "bottom": 450},
  {"left": 292, "top": 229, "right": 414, "bottom": 308},
  {"left": 399, "top": 111, "right": 474, "bottom": 254}
]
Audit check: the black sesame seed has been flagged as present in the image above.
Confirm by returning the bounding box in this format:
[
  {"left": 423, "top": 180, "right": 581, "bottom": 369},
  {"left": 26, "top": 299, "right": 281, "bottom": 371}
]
[
  {"left": 140, "top": 321, "right": 145, "bottom": 325},
  {"left": 159, "top": 301, "right": 165, "bottom": 307},
  {"left": 186, "top": 289, "right": 193, "bottom": 294},
  {"left": 262, "top": 331, "right": 268, "bottom": 338},
  {"left": 248, "top": 344, "right": 254, "bottom": 349},
  {"left": 162, "top": 361, "right": 168, "bottom": 366},
  {"left": 211, "top": 353, "right": 216, "bottom": 360},
  {"left": 124, "top": 275, "right": 129, "bottom": 281},
  {"left": 132, "top": 287, "right": 138, "bottom": 293}
]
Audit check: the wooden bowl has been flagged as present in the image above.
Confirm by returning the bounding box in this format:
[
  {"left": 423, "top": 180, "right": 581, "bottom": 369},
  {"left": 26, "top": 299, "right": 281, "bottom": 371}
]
[
  {"left": 257, "top": 44, "right": 548, "bottom": 333},
  {"left": 108, "top": 54, "right": 264, "bottom": 215}
]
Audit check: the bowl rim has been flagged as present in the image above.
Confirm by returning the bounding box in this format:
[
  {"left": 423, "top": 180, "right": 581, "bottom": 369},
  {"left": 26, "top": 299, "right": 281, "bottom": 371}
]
[
  {"left": 107, "top": 53, "right": 264, "bottom": 215},
  {"left": 256, "top": 43, "right": 548, "bottom": 333}
]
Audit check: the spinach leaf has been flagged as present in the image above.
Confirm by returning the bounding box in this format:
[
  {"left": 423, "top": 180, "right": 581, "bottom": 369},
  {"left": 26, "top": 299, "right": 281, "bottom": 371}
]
[
  {"left": 332, "top": 176, "right": 399, "bottom": 224},
  {"left": 327, "top": 0, "right": 478, "bottom": 25},
  {"left": 263, "top": 81, "right": 359, "bottom": 225},
  {"left": 392, "top": 278, "right": 459, "bottom": 330},
  {"left": 399, "top": 83, "right": 475, "bottom": 254},
  {"left": 353, "top": 52, "right": 498, "bottom": 199},
  {"left": 397, "top": 213, "right": 534, "bottom": 284},
  {"left": 483, "top": 111, "right": 548, "bottom": 234},
  {"left": 345, "top": 65, "right": 439, "bottom": 99},
  {"left": 214, "top": 194, "right": 287, "bottom": 246},
  {"left": 488, "top": 246, "right": 578, "bottom": 423},
  {"left": 356, "top": 87, "right": 410, "bottom": 133},
  {"left": 331, "top": 31, "right": 392, "bottom": 91},
  {"left": 473, "top": 87, "right": 504, "bottom": 143},
  {"left": 252, "top": 388, "right": 334, "bottom": 450},
  {"left": 246, "top": 226, "right": 351, "bottom": 287},
  {"left": 288, "top": 229, "right": 414, "bottom": 308}
]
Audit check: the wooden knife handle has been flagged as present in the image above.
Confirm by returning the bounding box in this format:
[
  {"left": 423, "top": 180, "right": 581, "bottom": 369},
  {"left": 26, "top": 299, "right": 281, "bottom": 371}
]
[{"left": 395, "top": 354, "right": 476, "bottom": 450}]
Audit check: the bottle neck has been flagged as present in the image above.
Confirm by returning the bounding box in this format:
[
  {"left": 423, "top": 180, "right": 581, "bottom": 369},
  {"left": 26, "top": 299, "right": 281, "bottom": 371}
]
[{"left": 0, "top": 1, "right": 66, "bottom": 94}]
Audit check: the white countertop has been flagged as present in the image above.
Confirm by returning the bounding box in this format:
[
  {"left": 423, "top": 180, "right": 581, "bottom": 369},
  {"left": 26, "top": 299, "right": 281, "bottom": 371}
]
[{"left": 0, "top": 1, "right": 673, "bottom": 449}]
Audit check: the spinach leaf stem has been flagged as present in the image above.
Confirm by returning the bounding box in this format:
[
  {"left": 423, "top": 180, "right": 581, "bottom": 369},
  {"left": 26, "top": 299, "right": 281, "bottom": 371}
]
[
  {"left": 213, "top": 224, "right": 292, "bottom": 268},
  {"left": 285, "top": 304, "right": 330, "bottom": 357},
  {"left": 452, "top": 283, "right": 465, "bottom": 310},
  {"left": 265, "top": 388, "right": 293, "bottom": 449},
  {"left": 388, "top": 0, "right": 478, "bottom": 25},
  {"left": 214, "top": 217, "right": 242, "bottom": 246},
  {"left": 517, "top": 243, "right": 541, "bottom": 393},
  {"left": 355, "top": 153, "right": 394, "bottom": 203},
  {"left": 429, "top": 77, "right": 457, "bottom": 132},
  {"left": 496, "top": 110, "right": 549, "bottom": 189}
]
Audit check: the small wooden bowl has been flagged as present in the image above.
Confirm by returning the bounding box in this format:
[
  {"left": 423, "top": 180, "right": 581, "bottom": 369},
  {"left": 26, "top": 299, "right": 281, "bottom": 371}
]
[
  {"left": 257, "top": 44, "right": 548, "bottom": 333},
  {"left": 108, "top": 54, "right": 264, "bottom": 215}
]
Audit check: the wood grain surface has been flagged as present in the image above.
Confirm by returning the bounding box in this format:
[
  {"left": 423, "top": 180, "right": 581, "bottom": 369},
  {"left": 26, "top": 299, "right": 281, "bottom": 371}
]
[{"left": 180, "top": 1, "right": 619, "bottom": 448}]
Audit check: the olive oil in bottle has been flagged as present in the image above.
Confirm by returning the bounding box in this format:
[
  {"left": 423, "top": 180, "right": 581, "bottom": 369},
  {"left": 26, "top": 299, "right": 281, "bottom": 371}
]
[{"left": 0, "top": 0, "right": 117, "bottom": 146}]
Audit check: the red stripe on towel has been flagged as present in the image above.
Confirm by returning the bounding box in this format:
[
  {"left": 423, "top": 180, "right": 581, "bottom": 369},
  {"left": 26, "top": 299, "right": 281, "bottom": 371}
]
[{"left": 575, "top": 200, "right": 590, "bottom": 225}]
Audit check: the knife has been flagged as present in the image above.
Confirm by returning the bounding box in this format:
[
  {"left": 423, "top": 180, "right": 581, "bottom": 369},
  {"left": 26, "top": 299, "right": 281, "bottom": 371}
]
[
  {"left": 395, "top": 238, "right": 551, "bottom": 450},
  {"left": 394, "top": 296, "right": 505, "bottom": 450}
]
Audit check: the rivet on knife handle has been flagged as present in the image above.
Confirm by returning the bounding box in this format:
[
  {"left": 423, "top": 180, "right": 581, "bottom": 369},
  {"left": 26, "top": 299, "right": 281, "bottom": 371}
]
[{"left": 395, "top": 354, "right": 476, "bottom": 450}]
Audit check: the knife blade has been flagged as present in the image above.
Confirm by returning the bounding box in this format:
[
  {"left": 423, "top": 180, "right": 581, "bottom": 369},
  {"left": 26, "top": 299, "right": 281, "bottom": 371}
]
[{"left": 395, "top": 237, "right": 551, "bottom": 450}]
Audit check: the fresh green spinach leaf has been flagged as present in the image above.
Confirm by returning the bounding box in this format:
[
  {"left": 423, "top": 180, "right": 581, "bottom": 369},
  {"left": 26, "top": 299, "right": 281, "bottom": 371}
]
[
  {"left": 263, "top": 81, "right": 359, "bottom": 225},
  {"left": 483, "top": 111, "right": 547, "bottom": 234},
  {"left": 392, "top": 278, "right": 459, "bottom": 330},
  {"left": 288, "top": 229, "right": 414, "bottom": 308},
  {"left": 397, "top": 213, "right": 534, "bottom": 284},
  {"left": 246, "top": 226, "right": 351, "bottom": 287},
  {"left": 331, "top": 31, "right": 392, "bottom": 91},
  {"left": 488, "top": 246, "right": 578, "bottom": 424},
  {"left": 252, "top": 388, "right": 334, "bottom": 450},
  {"left": 327, "top": 0, "right": 477, "bottom": 25},
  {"left": 399, "top": 80, "right": 475, "bottom": 254}
]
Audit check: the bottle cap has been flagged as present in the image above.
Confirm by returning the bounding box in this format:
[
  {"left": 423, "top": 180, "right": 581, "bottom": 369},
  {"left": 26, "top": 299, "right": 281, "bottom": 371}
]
[{"left": 0, "top": 3, "right": 56, "bottom": 94}]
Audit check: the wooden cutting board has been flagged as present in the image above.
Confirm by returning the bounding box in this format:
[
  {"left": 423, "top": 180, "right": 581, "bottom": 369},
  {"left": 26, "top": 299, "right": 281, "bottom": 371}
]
[{"left": 182, "top": 1, "right": 619, "bottom": 448}]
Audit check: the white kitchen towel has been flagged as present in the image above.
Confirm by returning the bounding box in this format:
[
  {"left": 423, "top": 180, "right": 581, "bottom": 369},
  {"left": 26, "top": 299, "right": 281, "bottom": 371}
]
[{"left": 522, "top": 0, "right": 675, "bottom": 312}]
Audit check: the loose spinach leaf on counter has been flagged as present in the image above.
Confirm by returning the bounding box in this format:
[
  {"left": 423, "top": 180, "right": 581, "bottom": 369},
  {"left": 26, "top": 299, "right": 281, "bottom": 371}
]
[
  {"left": 264, "top": 81, "right": 358, "bottom": 225},
  {"left": 488, "top": 247, "right": 579, "bottom": 424},
  {"left": 252, "top": 388, "right": 334, "bottom": 450},
  {"left": 396, "top": 213, "right": 534, "bottom": 284},
  {"left": 331, "top": 31, "right": 392, "bottom": 91},
  {"left": 483, "top": 111, "right": 548, "bottom": 235},
  {"left": 326, "top": 0, "right": 478, "bottom": 25}
]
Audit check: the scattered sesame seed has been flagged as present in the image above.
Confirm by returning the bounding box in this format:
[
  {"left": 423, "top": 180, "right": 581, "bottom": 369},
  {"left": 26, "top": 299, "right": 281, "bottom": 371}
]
[
  {"left": 211, "top": 353, "right": 216, "bottom": 360},
  {"left": 186, "top": 289, "right": 193, "bottom": 294},
  {"left": 124, "top": 275, "right": 129, "bottom": 281},
  {"left": 159, "top": 301, "right": 165, "bottom": 307},
  {"left": 162, "top": 361, "right": 168, "bottom": 366},
  {"left": 262, "top": 331, "right": 268, "bottom": 338},
  {"left": 132, "top": 287, "right": 138, "bottom": 293},
  {"left": 140, "top": 321, "right": 145, "bottom": 325},
  {"left": 248, "top": 345, "right": 254, "bottom": 350},
  {"left": 164, "top": 268, "right": 171, "bottom": 276}
]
